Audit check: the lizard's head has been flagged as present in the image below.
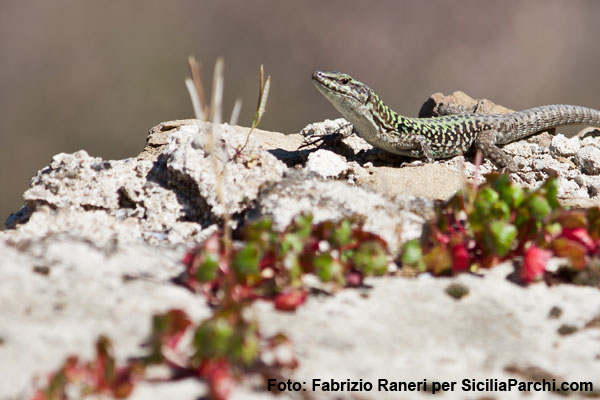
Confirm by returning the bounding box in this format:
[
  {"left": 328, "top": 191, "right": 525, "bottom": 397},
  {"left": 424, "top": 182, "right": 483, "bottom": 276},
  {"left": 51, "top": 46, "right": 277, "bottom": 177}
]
[{"left": 311, "top": 71, "right": 371, "bottom": 110}]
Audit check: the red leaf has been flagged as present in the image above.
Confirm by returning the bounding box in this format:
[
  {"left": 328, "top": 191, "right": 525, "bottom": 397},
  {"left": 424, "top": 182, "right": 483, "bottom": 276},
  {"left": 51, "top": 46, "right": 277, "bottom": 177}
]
[
  {"left": 451, "top": 243, "right": 470, "bottom": 272},
  {"left": 111, "top": 365, "right": 140, "bottom": 398},
  {"left": 93, "top": 336, "right": 115, "bottom": 390},
  {"left": 423, "top": 244, "right": 453, "bottom": 275},
  {"left": 209, "top": 366, "right": 232, "bottom": 400},
  {"left": 345, "top": 271, "right": 363, "bottom": 287},
  {"left": 182, "top": 251, "right": 195, "bottom": 268},
  {"left": 552, "top": 237, "right": 588, "bottom": 270},
  {"left": 522, "top": 245, "right": 551, "bottom": 283},
  {"left": 560, "top": 228, "right": 595, "bottom": 253},
  {"left": 259, "top": 252, "right": 277, "bottom": 269},
  {"left": 274, "top": 290, "right": 307, "bottom": 311},
  {"left": 63, "top": 356, "right": 80, "bottom": 380},
  {"left": 31, "top": 391, "right": 46, "bottom": 400},
  {"left": 161, "top": 309, "right": 193, "bottom": 349},
  {"left": 433, "top": 230, "right": 450, "bottom": 245},
  {"left": 198, "top": 361, "right": 232, "bottom": 400},
  {"left": 165, "top": 332, "right": 186, "bottom": 350}
]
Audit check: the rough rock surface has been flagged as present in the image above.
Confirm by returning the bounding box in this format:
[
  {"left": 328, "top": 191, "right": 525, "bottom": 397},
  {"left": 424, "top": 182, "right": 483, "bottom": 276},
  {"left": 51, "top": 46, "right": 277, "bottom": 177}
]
[
  {"left": 0, "top": 236, "right": 211, "bottom": 399},
  {"left": 12, "top": 151, "right": 213, "bottom": 246},
  {"left": 575, "top": 146, "right": 600, "bottom": 175},
  {"left": 259, "top": 264, "right": 600, "bottom": 400},
  {"left": 419, "top": 90, "right": 515, "bottom": 118},
  {"left": 3, "top": 90, "right": 600, "bottom": 399},
  {"left": 305, "top": 149, "right": 351, "bottom": 179}
]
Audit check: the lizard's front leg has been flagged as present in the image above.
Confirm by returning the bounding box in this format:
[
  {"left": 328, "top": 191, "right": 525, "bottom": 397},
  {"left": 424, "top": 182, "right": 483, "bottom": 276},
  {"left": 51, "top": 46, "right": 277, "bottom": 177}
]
[
  {"left": 414, "top": 134, "right": 434, "bottom": 162},
  {"left": 386, "top": 131, "right": 434, "bottom": 162},
  {"left": 299, "top": 118, "right": 354, "bottom": 150},
  {"left": 474, "top": 129, "right": 518, "bottom": 171}
]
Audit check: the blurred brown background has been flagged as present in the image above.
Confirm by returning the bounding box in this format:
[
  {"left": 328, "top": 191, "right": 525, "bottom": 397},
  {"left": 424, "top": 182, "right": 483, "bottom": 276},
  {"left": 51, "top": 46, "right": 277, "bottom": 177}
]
[{"left": 2, "top": 0, "right": 600, "bottom": 223}]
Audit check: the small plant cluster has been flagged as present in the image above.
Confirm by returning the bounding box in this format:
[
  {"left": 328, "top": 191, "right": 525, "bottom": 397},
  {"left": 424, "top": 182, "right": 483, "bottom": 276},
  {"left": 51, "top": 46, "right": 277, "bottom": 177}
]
[
  {"left": 180, "top": 214, "right": 390, "bottom": 309},
  {"left": 33, "top": 303, "right": 298, "bottom": 400},
  {"left": 33, "top": 215, "right": 390, "bottom": 400},
  {"left": 32, "top": 336, "right": 142, "bottom": 400},
  {"left": 402, "top": 174, "right": 600, "bottom": 284}
]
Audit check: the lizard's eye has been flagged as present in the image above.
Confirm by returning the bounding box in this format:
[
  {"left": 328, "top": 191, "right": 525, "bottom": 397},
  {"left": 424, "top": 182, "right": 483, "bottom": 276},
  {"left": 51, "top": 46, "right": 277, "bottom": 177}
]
[{"left": 340, "top": 77, "right": 350, "bottom": 84}]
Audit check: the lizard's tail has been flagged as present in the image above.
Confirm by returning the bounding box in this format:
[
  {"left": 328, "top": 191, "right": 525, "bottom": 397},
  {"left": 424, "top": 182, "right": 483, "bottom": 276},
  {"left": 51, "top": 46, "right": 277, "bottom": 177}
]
[{"left": 510, "top": 104, "right": 600, "bottom": 135}]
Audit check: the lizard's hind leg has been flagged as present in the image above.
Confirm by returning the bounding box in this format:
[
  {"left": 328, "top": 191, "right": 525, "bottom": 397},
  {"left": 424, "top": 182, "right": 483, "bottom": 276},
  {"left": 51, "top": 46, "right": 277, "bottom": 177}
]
[{"left": 474, "top": 129, "right": 518, "bottom": 171}]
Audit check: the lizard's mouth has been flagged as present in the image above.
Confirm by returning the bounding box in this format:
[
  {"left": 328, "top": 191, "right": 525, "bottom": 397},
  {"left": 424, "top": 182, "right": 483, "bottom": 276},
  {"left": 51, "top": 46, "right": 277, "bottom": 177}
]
[
  {"left": 311, "top": 70, "right": 327, "bottom": 83},
  {"left": 311, "top": 71, "right": 334, "bottom": 90},
  {"left": 312, "top": 72, "right": 357, "bottom": 102}
]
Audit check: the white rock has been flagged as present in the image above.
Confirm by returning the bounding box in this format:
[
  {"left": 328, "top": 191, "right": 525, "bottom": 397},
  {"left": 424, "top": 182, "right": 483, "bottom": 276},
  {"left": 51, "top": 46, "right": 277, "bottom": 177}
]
[
  {"left": 550, "top": 134, "right": 580, "bottom": 157},
  {"left": 530, "top": 154, "right": 572, "bottom": 176},
  {"left": 531, "top": 157, "right": 547, "bottom": 172},
  {"left": 257, "top": 274, "right": 600, "bottom": 400},
  {"left": 0, "top": 236, "right": 210, "bottom": 399},
  {"left": 163, "top": 123, "right": 287, "bottom": 218},
  {"left": 557, "top": 177, "right": 581, "bottom": 198},
  {"left": 575, "top": 146, "right": 600, "bottom": 175},
  {"left": 511, "top": 155, "right": 532, "bottom": 170},
  {"left": 584, "top": 175, "right": 600, "bottom": 198},
  {"left": 305, "top": 149, "right": 350, "bottom": 178},
  {"left": 502, "top": 141, "right": 540, "bottom": 158}
]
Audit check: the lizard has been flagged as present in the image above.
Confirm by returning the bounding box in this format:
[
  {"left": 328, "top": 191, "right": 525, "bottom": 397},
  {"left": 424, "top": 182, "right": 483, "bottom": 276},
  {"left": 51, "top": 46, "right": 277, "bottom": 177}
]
[{"left": 305, "top": 70, "right": 600, "bottom": 170}]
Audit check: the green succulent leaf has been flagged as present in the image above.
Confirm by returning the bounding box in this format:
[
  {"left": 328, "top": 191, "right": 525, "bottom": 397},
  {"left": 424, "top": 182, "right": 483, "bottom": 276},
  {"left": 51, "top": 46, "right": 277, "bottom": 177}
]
[
  {"left": 478, "top": 187, "right": 499, "bottom": 204},
  {"left": 401, "top": 239, "right": 425, "bottom": 271},
  {"left": 233, "top": 243, "right": 260, "bottom": 281},
  {"left": 314, "top": 253, "right": 335, "bottom": 282},
  {"left": 352, "top": 241, "right": 388, "bottom": 276},
  {"left": 281, "top": 232, "right": 305, "bottom": 253},
  {"left": 244, "top": 218, "right": 273, "bottom": 242},
  {"left": 292, "top": 214, "right": 313, "bottom": 238},
  {"left": 196, "top": 252, "right": 219, "bottom": 282},
  {"left": 332, "top": 219, "right": 352, "bottom": 246},
  {"left": 491, "top": 200, "right": 511, "bottom": 220},
  {"left": 487, "top": 220, "right": 517, "bottom": 257},
  {"left": 495, "top": 176, "right": 524, "bottom": 209},
  {"left": 542, "top": 177, "right": 559, "bottom": 209},
  {"left": 239, "top": 330, "right": 260, "bottom": 365},
  {"left": 194, "top": 318, "right": 234, "bottom": 361},
  {"left": 526, "top": 194, "right": 551, "bottom": 220}
]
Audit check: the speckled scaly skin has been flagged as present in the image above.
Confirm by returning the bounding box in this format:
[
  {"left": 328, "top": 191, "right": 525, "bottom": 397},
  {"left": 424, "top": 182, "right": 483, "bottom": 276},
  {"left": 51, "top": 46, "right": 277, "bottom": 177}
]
[{"left": 311, "top": 71, "right": 600, "bottom": 168}]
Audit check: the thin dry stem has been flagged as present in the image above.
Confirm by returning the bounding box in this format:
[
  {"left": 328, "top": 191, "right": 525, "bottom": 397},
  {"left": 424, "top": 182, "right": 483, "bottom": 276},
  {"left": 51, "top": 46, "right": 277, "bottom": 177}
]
[
  {"left": 187, "top": 56, "right": 207, "bottom": 117},
  {"left": 236, "top": 65, "right": 271, "bottom": 156},
  {"left": 207, "top": 58, "right": 232, "bottom": 260},
  {"left": 229, "top": 98, "right": 242, "bottom": 126},
  {"left": 185, "top": 78, "right": 204, "bottom": 121},
  {"left": 210, "top": 58, "right": 224, "bottom": 126},
  {"left": 255, "top": 68, "right": 270, "bottom": 127}
]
